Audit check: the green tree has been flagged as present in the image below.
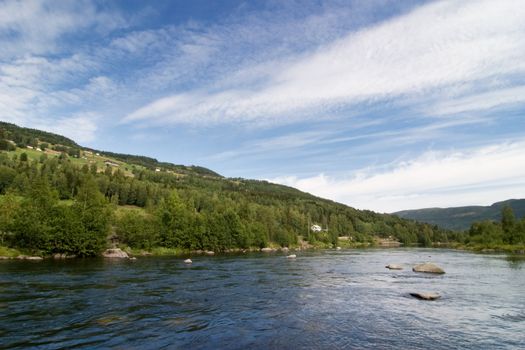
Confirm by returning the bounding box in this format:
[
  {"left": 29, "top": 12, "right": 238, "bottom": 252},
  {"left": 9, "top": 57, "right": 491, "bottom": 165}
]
[
  {"left": 0, "top": 166, "right": 16, "bottom": 193},
  {"left": 501, "top": 205, "right": 517, "bottom": 244},
  {"left": 66, "top": 177, "right": 111, "bottom": 256},
  {"left": 157, "top": 190, "right": 192, "bottom": 248},
  {"left": 10, "top": 178, "right": 59, "bottom": 251},
  {"left": 116, "top": 211, "right": 160, "bottom": 249}
]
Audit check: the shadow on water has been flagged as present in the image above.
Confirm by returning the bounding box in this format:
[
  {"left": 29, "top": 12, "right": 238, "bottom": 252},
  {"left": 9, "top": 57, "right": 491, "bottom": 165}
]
[{"left": 505, "top": 254, "right": 525, "bottom": 269}]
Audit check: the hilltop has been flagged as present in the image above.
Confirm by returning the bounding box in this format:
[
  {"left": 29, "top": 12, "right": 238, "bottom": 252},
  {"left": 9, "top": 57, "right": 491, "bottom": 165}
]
[
  {"left": 0, "top": 122, "right": 453, "bottom": 257},
  {"left": 394, "top": 199, "right": 525, "bottom": 231}
]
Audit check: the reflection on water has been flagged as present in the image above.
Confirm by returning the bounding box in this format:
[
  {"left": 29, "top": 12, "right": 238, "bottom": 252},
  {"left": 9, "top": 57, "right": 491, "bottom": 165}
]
[
  {"left": 505, "top": 254, "right": 525, "bottom": 269},
  {"left": 1, "top": 249, "right": 524, "bottom": 349}
]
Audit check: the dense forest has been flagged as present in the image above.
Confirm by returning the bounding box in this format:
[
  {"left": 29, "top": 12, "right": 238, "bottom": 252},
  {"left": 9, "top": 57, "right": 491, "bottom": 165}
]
[
  {"left": 465, "top": 205, "right": 525, "bottom": 248},
  {"left": 1, "top": 122, "right": 519, "bottom": 257}
]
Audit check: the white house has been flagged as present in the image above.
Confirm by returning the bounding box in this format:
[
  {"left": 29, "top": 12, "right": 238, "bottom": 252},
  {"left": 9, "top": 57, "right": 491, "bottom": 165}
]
[{"left": 311, "top": 224, "right": 322, "bottom": 232}]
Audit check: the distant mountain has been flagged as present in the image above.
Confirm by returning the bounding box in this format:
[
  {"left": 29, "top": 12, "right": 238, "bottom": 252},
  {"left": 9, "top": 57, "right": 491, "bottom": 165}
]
[{"left": 394, "top": 199, "right": 525, "bottom": 231}]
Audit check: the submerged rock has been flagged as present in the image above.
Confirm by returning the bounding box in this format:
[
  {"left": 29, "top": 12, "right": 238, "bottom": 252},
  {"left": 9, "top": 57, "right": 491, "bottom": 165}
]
[
  {"left": 16, "top": 255, "right": 43, "bottom": 260},
  {"left": 129, "top": 257, "right": 137, "bottom": 261},
  {"left": 385, "top": 264, "right": 403, "bottom": 270},
  {"left": 286, "top": 254, "right": 297, "bottom": 259},
  {"left": 102, "top": 248, "right": 129, "bottom": 259},
  {"left": 53, "top": 253, "right": 76, "bottom": 259},
  {"left": 184, "top": 258, "right": 192, "bottom": 264},
  {"left": 410, "top": 292, "right": 441, "bottom": 300},
  {"left": 413, "top": 263, "right": 445, "bottom": 274}
]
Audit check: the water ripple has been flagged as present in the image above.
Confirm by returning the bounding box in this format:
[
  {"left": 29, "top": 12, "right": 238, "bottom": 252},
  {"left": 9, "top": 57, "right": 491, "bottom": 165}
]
[{"left": 1, "top": 249, "right": 524, "bottom": 349}]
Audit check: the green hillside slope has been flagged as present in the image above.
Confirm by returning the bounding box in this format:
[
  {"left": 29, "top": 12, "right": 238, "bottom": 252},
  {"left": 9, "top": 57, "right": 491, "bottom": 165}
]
[{"left": 0, "top": 122, "right": 453, "bottom": 256}]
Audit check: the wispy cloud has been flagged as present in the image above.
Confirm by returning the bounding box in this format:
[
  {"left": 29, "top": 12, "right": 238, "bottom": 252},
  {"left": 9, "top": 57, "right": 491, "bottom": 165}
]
[
  {"left": 1, "top": 0, "right": 525, "bottom": 212},
  {"left": 429, "top": 85, "right": 525, "bottom": 116},
  {"left": 123, "top": 0, "right": 525, "bottom": 127},
  {"left": 0, "top": 0, "right": 125, "bottom": 58},
  {"left": 271, "top": 140, "right": 525, "bottom": 213}
]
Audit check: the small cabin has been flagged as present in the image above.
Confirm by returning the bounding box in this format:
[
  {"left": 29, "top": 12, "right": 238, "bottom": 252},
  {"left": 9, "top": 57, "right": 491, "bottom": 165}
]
[{"left": 311, "top": 224, "right": 322, "bottom": 232}]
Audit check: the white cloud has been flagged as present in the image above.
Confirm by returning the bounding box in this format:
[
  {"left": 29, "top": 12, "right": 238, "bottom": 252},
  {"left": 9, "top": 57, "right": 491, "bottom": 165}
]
[
  {"left": 35, "top": 114, "right": 99, "bottom": 143},
  {"left": 270, "top": 141, "right": 525, "bottom": 213},
  {"left": 123, "top": 0, "right": 525, "bottom": 126},
  {"left": 0, "top": 0, "right": 125, "bottom": 58}
]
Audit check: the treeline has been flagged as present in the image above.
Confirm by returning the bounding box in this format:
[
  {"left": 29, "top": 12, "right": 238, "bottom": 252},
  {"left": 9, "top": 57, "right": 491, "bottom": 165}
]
[
  {"left": 91, "top": 149, "right": 222, "bottom": 177},
  {"left": 465, "top": 206, "right": 525, "bottom": 246},
  {"left": 0, "top": 147, "right": 453, "bottom": 256},
  {"left": 0, "top": 122, "right": 78, "bottom": 148},
  {"left": 0, "top": 122, "right": 220, "bottom": 176}
]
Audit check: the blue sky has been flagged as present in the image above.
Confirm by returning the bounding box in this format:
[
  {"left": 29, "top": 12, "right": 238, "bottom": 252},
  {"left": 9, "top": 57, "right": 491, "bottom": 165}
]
[{"left": 1, "top": 0, "right": 525, "bottom": 212}]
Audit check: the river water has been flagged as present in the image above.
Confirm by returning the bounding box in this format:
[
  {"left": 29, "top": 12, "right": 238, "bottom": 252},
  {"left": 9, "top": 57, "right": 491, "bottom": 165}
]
[{"left": 1, "top": 249, "right": 524, "bottom": 349}]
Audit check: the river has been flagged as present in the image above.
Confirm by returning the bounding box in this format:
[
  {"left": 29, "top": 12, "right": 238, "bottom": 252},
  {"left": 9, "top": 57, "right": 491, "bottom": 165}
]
[{"left": 1, "top": 249, "right": 524, "bottom": 349}]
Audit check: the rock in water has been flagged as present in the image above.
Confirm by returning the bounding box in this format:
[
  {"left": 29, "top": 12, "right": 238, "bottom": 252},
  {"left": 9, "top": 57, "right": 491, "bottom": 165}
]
[
  {"left": 413, "top": 263, "right": 445, "bottom": 274},
  {"left": 102, "top": 248, "right": 129, "bottom": 259},
  {"left": 261, "top": 248, "right": 274, "bottom": 253},
  {"left": 385, "top": 264, "right": 403, "bottom": 270},
  {"left": 184, "top": 259, "right": 192, "bottom": 264},
  {"left": 286, "top": 254, "right": 297, "bottom": 259},
  {"left": 336, "top": 246, "right": 342, "bottom": 250},
  {"left": 17, "top": 255, "right": 43, "bottom": 260},
  {"left": 410, "top": 292, "right": 441, "bottom": 300}
]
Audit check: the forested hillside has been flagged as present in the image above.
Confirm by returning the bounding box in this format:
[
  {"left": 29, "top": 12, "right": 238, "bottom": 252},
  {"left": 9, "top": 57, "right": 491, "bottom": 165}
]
[
  {"left": 394, "top": 199, "right": 525, "bottom": 231},
  {"left": 0, "top": 122, "right": 454, "bottom": 257}
]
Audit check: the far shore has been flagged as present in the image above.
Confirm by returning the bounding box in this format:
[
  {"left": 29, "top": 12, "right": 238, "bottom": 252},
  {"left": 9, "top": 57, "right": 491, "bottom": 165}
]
[{"left": 1, "top": 242, "right": 524, "bottom": 261}]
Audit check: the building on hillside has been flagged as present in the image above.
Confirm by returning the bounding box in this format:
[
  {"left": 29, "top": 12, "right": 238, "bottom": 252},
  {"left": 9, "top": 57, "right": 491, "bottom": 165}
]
[
  {"left": 310, "top": 224, "right": 322, "bottom": 232},
  {"left": 104, "top": 160, "right": 119, "bottom": 167}
]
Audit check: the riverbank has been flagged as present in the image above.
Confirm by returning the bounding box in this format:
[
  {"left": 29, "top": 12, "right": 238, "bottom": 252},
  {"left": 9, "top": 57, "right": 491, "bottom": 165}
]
[
  {"left": 452, "top": 243, "right": 525, "bottom": 255},
  {"left": 2, "top": 242, "right": 524, "bottom": 260}
]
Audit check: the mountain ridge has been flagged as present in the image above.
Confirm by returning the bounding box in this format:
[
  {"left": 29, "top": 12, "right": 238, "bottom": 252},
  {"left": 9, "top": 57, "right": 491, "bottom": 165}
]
[{"left": 394, "top": 199, "right": 525, "bottom": 231}]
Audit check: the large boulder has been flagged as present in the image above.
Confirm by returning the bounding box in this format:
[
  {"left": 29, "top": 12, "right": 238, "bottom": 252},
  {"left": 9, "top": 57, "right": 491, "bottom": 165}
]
[
  {"left": 102, "top": 248, "right": 129, "bottom": 259},
  {"left": 413, "top": 263, "right": 445, "bottom": 274},
  {"left": 410, "top": 292, "right": 441, "bottom": 300}
]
